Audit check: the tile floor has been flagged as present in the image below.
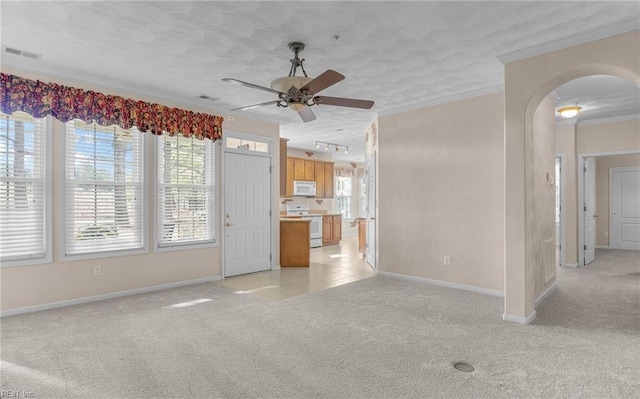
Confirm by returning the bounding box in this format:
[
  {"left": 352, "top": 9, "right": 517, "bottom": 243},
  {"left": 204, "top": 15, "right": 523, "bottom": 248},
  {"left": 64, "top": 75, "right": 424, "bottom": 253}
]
[{"left": 219, "top": 235, "right": 376, "bottom": 301}]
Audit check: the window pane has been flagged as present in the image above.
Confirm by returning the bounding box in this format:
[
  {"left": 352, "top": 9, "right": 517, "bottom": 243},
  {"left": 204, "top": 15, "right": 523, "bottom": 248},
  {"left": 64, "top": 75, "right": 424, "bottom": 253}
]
[
  {"left": 65, "top": 121, "right": 144, "bottom": 256},
  {"left": 336, "top": 176, "right": 352, "bottom": 220},
  {"left": 0, "top": 112, "right": 48, "bottom": 261},
  {"left": 157, "top": 134, "right": 215, "bottom": 246}
]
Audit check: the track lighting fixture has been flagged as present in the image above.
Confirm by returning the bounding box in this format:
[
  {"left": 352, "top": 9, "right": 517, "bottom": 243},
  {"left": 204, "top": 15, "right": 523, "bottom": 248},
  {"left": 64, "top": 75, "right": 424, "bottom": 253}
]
[{"left": 315, "top": 141, "right": 349, "bottom": 154}]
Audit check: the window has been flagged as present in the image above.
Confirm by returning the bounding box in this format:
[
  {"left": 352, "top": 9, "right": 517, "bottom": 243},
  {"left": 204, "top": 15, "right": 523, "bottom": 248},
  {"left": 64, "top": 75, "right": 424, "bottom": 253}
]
[
  {"left": 157, "top": 134, "right": 215, "bottom": 247},
  {"left": 0, "top": 112, "right": 49, "bottom": 263},
  {"left": 360, "top": 176, "right": 367, "bottom": 217},
  {"left": 336, "top": 176, "right": 353, "bottom": 220},
  {"left": 65, "top": 120, "right": 144, "bottom": 256}
]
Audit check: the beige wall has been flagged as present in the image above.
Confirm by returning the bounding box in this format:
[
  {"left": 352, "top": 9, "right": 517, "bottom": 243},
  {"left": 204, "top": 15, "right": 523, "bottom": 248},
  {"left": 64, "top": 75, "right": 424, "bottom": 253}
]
[
  {"left": 378, "top": 92, "right": 504, "bottom": 292},
  {"left": 504, "top": 30, "right": 640, "bottom": 320},
  {"left": 0, "top": 67, "right": 280, "bottom": 313},
  {"left": 595, "top": 153, "right": 640, "bottom": 246},
  {"left": 578, "top": 119, "right": 640, "bottom": 154},
  {"left": 555, "top": 119, "right": 640, "bottom": 264},
  {"left": 528, "top": 97, "right": 557, "bottom": 301},
  {"left": 555, "top": 124, "right": 579, "bottom": 265}
]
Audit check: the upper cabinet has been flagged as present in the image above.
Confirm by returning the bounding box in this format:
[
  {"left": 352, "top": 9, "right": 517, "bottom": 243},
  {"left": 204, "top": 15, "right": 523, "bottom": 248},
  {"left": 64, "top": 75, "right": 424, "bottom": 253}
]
[{"left": 283, "top": 155, "right": 334, "bottom": 198}]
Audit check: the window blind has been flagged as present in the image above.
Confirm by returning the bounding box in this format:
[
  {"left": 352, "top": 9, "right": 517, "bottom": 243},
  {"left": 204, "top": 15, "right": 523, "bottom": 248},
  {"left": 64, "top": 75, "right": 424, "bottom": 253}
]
[
  {"left": 157, "top": 134, "right": 215, "bottom": 246},
  {"left": 65, "top": 120, "right": 144, "bottom": 255},
  {"left": 0, "top": 112, "right": 48, "bottom": 262}
]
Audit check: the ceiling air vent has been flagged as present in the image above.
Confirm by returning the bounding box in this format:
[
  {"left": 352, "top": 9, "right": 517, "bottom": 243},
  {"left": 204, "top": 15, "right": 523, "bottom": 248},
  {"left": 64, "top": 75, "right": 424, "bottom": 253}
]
[
  {"left": 3, "top": 46, "right": 42, "bottom": 61},
  {"left": 196, "top": 94, "right": 219, "bottom": 102}
]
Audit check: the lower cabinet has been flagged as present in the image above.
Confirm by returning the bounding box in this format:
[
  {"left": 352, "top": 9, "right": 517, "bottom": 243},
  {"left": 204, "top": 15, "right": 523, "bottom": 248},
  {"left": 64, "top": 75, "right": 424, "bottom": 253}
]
[{"left": 322, "top": 214, "right": 342, "bottom": 245}]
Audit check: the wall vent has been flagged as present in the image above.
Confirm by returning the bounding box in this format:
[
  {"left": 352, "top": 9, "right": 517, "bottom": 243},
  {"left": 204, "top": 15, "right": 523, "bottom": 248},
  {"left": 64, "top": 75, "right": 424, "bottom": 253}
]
[
  {"left": 3, "top": 46, "right": 42, "bottom": 61},
  {"left": 196, "top": 94, "right": 219, "bottom": 102}
]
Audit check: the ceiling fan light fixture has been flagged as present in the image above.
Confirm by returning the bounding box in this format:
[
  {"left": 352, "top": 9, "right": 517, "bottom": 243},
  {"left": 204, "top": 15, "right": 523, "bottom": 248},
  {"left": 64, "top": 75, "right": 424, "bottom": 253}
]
[
  {"left": 270, "top": 76, "right": 313, "bottom": 93},
  {"left": 289, "top": 102, "right": 305, "bottom": 112},
  {"left": 558, "top": 105, "right": 581, "bottom": 118}
]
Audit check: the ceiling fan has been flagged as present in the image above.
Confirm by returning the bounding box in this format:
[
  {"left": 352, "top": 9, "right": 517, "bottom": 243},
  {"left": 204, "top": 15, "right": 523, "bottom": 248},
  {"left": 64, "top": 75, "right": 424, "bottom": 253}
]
[{"left": 222, "top": 41, "right": 374, "bottom": 123}]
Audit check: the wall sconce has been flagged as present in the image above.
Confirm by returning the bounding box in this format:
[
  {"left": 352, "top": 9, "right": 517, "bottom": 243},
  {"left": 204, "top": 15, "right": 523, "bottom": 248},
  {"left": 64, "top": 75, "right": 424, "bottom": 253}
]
[{"left": 315, "top": 140, "right": 349, "bottom": 154}]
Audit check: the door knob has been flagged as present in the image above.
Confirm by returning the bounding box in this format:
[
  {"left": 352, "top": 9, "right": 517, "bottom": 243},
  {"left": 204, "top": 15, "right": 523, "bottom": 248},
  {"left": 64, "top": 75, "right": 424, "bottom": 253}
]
[
  {"left": 226, "top": 214, "right": 230, "bottom": 219},
  {"left": 226, "top": 222, "right": 234, "bottom": 227},
  {"left": 370, "top": 217, "right": 376, "bottom": 220}
]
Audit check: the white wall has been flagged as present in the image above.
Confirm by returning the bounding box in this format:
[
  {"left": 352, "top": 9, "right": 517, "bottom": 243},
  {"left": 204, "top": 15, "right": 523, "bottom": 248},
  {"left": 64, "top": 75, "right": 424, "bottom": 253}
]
[
  {"left": 378, "top": 92, "right": 505, "bottom": 292},
  {"left": 0, "top": 67, "right": 279, "bottom": 313}
]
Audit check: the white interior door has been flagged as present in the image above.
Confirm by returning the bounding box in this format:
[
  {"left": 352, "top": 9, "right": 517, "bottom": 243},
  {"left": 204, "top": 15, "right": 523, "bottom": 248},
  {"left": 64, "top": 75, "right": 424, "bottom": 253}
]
[
  {"left": 584, "top": 158, "right": 596, "bottom": 265},
  {"left": 224, "top": 152, "right": 271, "bottom": 277},
  {"left": 555, "top": 157, "right": 562, "bottom": 266},
  {"left": 366, "top": 153, "right": 376, "bottom": 269},
  {"left": 611, "top": 168, "right": 640, "bottom": 250}
]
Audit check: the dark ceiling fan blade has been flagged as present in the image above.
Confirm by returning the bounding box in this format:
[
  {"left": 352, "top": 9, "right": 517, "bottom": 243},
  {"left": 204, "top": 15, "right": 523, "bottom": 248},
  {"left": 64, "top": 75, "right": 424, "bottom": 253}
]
[
  {"left": 297, "top": 106, "right": 317, "bottom": 123},
  {"left": 313, "top": 96, "right": 374, "bottom": 109},
  {"left": 231, "top": 100, "right": 281, "bottom": 111},
  {"left": 299, "top": 70, "right": 345, "bottom": 95},
  {"left": 222, "top": 78, "right": 283, "bottom": 95}
]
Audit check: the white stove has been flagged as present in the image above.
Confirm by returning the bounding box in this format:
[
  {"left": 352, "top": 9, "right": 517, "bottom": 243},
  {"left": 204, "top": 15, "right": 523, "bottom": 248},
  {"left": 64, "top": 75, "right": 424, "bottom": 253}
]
[{"left": 285, "top": 204, "right": 323, "bottom": 248}]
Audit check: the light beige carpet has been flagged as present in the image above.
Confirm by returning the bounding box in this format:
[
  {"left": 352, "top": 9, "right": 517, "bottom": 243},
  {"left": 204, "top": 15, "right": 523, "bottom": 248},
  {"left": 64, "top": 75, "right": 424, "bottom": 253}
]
[{"left": 1, "top": 249, "right": 638, "bottom": 398}]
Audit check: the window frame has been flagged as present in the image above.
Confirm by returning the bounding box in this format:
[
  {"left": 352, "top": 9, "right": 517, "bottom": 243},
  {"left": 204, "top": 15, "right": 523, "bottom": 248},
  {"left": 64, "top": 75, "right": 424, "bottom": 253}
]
[
  {"left": 59, "top": 120, "right": 148, "bottom": 262},
  {"left": 153, "top": 133, "right": 218, "bottom": 252},
  {"left": 0, "top": 113, "right": 52, "bottom": 267},
  {"left": 335, "top": 175, "right": 353, "bottom": 220}
]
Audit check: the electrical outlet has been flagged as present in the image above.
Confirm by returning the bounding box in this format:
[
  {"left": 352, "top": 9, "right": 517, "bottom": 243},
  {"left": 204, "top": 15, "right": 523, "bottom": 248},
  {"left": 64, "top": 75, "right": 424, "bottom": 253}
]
[
  {"left": 93, "top": 265, "right": 101, "bottom": 276},
  {"left": 444, "top": 256, "right": 451, "bottom": 266},
  {"left": 604, "top": 231, "right": 608, "bottom": 237}
]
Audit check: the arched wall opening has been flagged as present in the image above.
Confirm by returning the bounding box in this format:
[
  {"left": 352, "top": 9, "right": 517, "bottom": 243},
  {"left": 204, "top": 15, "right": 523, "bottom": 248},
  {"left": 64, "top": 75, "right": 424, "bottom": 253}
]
[{"left": 503, "top": 30, "right": 639, "bottom": 324}]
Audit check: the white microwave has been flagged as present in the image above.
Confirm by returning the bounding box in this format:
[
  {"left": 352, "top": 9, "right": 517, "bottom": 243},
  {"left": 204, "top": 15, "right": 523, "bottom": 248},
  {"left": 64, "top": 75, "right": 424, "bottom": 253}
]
[{"left": 293, "top": 180, "right": 316, "bottom": 197}]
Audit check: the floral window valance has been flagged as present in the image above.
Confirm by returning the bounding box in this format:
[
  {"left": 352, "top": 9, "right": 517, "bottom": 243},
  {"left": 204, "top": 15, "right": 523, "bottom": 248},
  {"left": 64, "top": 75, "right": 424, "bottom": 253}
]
[{"left": 0, "top": 73, "right": 223, "bottom": 141}]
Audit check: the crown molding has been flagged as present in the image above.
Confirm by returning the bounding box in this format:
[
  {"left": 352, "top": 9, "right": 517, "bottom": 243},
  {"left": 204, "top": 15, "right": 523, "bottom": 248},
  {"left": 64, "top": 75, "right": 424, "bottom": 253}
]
[
  {"left": 378, "top": 84, "right": 503, "bottom": 117},
  {"left": 576, "top": 113, "right": 640, "bottom": 127},
  {"left": 556, "top": 112, "right": 640, "bottom": 127},
  {"left": 497, "top": 19, "right": 640, "bottom": 64}
]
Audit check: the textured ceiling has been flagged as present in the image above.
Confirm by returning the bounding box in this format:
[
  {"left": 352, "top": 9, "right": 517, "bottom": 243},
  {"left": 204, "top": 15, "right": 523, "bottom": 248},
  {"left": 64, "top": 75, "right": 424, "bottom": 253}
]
[{"left": 1, "top": 1, "right": 639, "bottom": 161}]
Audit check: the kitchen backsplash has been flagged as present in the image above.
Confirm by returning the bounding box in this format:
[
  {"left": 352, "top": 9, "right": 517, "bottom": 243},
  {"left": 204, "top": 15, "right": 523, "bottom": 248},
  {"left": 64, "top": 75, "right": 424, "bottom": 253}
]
[{"left": 280, "top": 196, "right": 336, "bottom": 213}]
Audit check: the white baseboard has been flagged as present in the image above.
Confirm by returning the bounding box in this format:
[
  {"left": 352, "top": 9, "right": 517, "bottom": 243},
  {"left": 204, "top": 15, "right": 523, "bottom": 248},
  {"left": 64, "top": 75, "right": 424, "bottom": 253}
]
[
  {"left": 534, "top": 281, "right": 558, "bottom": 307},
  {"left": 271, "top": 264, "right": 281, "bottom": 270},
  {"left": 503, "top": 311, "right": 537, "bottom": 324},
  {"left": 562, "top": 262, "right": 578, "bottom": 268},
  {"left": 377, "top": 271, "right": 504, "bottom": 297},
  {"left": 596, "top": 245, "right": 610, "bottom": 249},
  {"left": 0, "top": 276, "right": 222, "bottom": 318}
]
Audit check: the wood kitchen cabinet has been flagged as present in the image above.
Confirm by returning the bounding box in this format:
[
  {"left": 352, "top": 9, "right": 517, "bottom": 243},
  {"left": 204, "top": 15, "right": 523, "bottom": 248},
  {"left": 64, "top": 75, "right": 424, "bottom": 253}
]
[
  {"left": 279, "top": 138, "right": 288, "bottom": 197},
  {"left": 314, "top": 161, "right": 325, "bottom": 198},
  {"left": 280, "top": 219, "right": 310, "bottom": 267},
  {"left": 285, "top": 157, "right": 294, "bottom": 197},
  {"left": 322, "top": 214, "right": 342, "bottom": 245},
  {"left": 283, "top": 156, "right": 335, "bottom": 198},
  {"left": 323, "top": 163, "right": 334, "bottom": 198},
  {"left": 293, "top": 158, "right": 315, "bottom": 181}
]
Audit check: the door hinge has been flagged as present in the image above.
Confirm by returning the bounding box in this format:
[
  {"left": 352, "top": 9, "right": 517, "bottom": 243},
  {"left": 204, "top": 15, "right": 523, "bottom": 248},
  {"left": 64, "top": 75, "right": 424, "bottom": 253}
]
[
  {"left": 270, "top": 166, "right": 273, "bottom": 173},
  {"left": 269, "top": 210, "right": 272, "bottom": 217},
  {"left": 584, "top": 205, "right": 587, "bottom": 212},
  {"left": 584, "top": 245, "right": 587, "bottom": 250},
  {"left": 269, "top": 254, "right": 272, "bottom": 261}
]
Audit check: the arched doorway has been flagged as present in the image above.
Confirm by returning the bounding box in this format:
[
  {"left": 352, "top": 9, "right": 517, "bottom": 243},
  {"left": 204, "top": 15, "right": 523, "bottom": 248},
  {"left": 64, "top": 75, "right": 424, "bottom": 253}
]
[{"left": 503, "top": 30, "right": 639, "bottom": 323}]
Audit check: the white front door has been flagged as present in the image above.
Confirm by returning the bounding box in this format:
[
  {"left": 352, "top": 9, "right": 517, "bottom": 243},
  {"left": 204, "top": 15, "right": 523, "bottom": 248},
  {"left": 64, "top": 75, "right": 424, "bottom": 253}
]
[
  {"left": 224, "top": 152, "right": 272, "bottom": 277},
  {"left": 584, "top": 158, "right": 596, "bottom": 265},
  {"left": 611, "top": 167, "right": 640, "bottom": 250},
  {"left": 366, "top": 153, "right": 376, "bottom": 269}
]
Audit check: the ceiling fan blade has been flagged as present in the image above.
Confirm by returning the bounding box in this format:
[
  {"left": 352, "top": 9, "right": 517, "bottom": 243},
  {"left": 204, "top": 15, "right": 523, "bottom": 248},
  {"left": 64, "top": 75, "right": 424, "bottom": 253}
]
[
  {"left": 231, "top": 100, "right": 281, "bottom": 111},
  {"left": 222, "top": 78, "right": 283, "bottom": 95},
  {"left": 299, "top": 70, "right": 345, "bottom": 95},
  {"left": 313, "top": 96, "right": 374, "bottom": 109},
  {"left": 298, "top": 106, "right": 317, "bottom": 123}
]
